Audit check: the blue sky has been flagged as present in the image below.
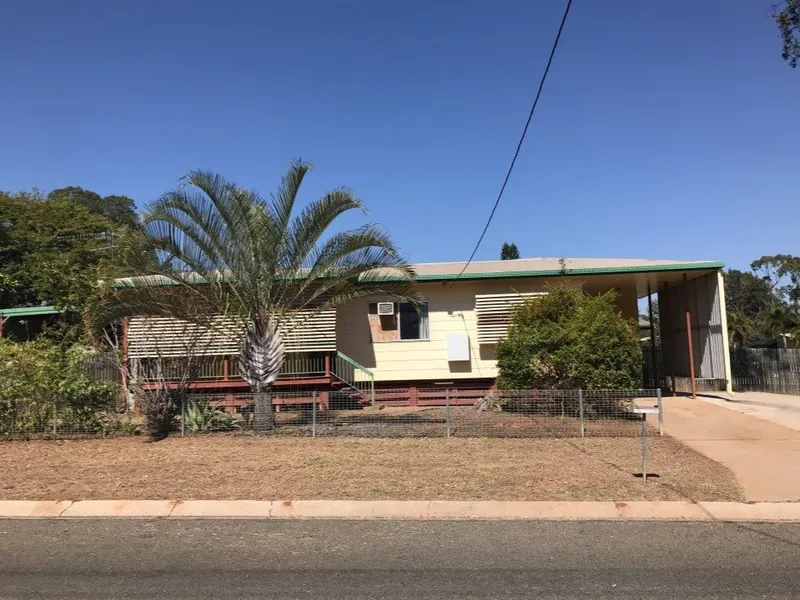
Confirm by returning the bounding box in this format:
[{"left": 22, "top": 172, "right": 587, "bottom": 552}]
[{"left": 1, "top": 0, "right": 797, "bottom": 271}]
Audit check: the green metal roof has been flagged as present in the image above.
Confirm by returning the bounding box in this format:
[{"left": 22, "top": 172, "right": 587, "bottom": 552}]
[
  {"left": 111, "top": 260, "right": 725, "bottom": 288},
  {"left": 0, "top": 306, "right": 65, "bottom": 318},
  {"left": 364, "top": 261, "right": 726, "bottom": 283}
]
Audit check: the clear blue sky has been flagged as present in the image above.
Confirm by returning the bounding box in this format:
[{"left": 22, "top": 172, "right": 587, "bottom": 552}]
[{"left": 1, "top": 0, "right": 797, "bottom": 271}]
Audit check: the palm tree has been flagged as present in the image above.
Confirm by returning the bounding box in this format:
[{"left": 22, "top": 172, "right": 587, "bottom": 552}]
[
  {"left": 727, "top": 311, "right": 754, "bottom": 347},
  {"left": 93, "top": 161, "right": 415, "bottom": 430},
  {"left": 762, "top": 303, "right": 799, "bottom": 339}
]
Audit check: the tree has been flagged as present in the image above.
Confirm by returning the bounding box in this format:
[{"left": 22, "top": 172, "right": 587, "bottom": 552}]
[
  {"left": 90, "top": 161, "right": 415, "bottom": 430},
  {"left": 500, "top": 242, "right": 520, "bottom": 260},
  {"left": 48, "top": 187, "right": 138, "bottom": 229},
  {"left": 0, "top": 190, "right": 117, "bottom": 313},
  {"left": 774, "top": 0, "right": 800, "bottom": 68},
  {"left": 751, "top": 254, "right": 800, "bottom": 309},
  {"left": 496, "top": 285, "right": 642, "bottom": 391},
  {"left": 725, "top": 269, "right": 775, "bottom": 319},
  {"left": 726, "top": 311, "right": 755, "bottom": 348}
]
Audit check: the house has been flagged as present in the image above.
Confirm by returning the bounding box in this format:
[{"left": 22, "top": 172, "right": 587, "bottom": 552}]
[
  {"left": 121, "top": 257, "right": 733, "bottom": 406},
  {"left": 0, "top": 306, "right": 65, "bottom": 341}
]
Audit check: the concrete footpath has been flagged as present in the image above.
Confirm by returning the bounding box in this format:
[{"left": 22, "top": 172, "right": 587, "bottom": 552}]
[
  {"left": 701, "top": 391, "right": 800, "bottom": 432},
  {"left": 657, "top": 396, "right": 800, "bottom": 502},
  {"left": 2, "top": 499, "right": 800, "bottom": 521}
]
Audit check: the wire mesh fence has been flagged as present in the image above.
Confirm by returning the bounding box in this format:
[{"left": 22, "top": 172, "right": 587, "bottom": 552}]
[
  {"left": 172, "top": 388, "right": 663, "bottom": 439},
  {"left": 1, "top": 388, "right": 663, "bottom": 440},
  {"left": 0, "top": 397, "right": 134, "bottom": 438}
]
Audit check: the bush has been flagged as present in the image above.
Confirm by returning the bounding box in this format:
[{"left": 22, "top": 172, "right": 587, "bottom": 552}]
[
  {"left": 0, "top": 339, "right": 121, "bottom": 434},
  {"left": 496, "top": 285, "right": 642, "bottom": 393},
  {"left": 184, "top": 399, "right": 239, "bottom": 433}
]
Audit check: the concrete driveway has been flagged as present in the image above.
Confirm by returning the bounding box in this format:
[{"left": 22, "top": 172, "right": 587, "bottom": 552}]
[{"left": 659, "top": 396, "right": 800, "bottom": 502}]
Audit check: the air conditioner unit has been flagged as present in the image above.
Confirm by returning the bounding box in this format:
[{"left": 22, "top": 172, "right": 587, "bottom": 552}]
[{"left": 377, "top": 302, "right": 395, "bottom": 316}]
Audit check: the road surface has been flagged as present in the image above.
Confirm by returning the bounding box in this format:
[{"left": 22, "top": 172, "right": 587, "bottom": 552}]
[{"left": 2, "top": 519, "right": 800, "bottom": 599}]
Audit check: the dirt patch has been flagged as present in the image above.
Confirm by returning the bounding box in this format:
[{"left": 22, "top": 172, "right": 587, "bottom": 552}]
[{"left": 0, "top": 436, "right": 742, "bottom": 501}]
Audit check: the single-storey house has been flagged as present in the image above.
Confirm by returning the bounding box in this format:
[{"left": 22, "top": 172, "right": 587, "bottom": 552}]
[{"left": 121, "top": 257, "right": 732, "bottom": 405}]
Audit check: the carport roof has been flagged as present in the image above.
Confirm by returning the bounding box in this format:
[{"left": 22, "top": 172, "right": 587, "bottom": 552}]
[
  {"left": 0, "top": 305, "right": 64, "bottom": 318},
  {"left": 396, "top": 258, "right": 723, "bottom": 281}
]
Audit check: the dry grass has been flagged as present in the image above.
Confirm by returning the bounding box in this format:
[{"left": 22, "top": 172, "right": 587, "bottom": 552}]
[{"left": 0, "top": 436, "right": 742, "bottom": 501}]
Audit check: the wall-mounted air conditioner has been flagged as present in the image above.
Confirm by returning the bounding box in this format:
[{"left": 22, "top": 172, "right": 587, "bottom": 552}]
[{"left": 377, "top": 302, "right": 395, "bottom": 316}]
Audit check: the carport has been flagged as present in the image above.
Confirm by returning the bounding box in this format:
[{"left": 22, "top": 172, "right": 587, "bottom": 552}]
[
  {"left": 561, "top": 259, "right": 730, "bottom": 393},
  {"left": 631, "top": 263, "right": 731, "bottom": 394}
]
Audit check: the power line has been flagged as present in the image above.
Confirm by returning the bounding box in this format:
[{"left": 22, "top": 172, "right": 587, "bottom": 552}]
[{"left": 450, "top": 0, "right": 574, "bottom": 285}]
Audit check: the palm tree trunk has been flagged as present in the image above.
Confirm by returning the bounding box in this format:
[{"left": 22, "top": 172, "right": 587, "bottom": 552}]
[
  {"left": 240, "top": 315, "right": 284, "bottom": 432},
  {"left": 253, "top": 384, "right": 275, "bottom": 432}
]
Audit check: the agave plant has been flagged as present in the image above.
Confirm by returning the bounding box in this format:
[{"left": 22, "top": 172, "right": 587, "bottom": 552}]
[
  {"left": 184, "top": 400, "right": 239, "bottom": 433},
  {"left": 91, "top": 161, "right": 415, "bottom": 431}
]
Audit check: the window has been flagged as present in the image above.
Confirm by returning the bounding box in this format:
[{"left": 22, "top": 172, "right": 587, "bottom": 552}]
[
  {"left": 399, "top": 301, "right": 429, "bottom": 340},
  {"left": 368, "top": 301, "right": 429, "bottom": 342}
]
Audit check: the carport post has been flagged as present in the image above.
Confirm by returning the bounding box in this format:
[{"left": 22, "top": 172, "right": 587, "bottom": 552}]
[
  {"left": 685, "top": 311, "right": 697, "bottom": 399},
  {"left": 647, "top": 284, "right": 657, "bottom": 388}
]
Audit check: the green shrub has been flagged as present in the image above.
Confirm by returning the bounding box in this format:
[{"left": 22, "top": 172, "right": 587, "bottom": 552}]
[
  {"left": 184, "top": 399, "right": 239, "bottom": 433},
  {"left": 0, "top": 339, "right": 121, "bottom": 434},
  {"left": 496, "top": 285, "right": 642, "bottom": 394}
]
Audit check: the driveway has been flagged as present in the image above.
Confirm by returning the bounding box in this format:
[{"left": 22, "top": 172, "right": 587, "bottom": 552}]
[{"left": 658, "top": 396, "right": 800, "bottom": 502}]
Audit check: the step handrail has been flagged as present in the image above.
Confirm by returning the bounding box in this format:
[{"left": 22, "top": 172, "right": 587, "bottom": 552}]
[{"left": 332, "top": 351, "right": 375, "bottom": 405}]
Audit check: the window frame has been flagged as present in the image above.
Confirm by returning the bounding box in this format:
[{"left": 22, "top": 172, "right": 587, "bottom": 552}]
[
  {"left": 369, "top": 300, "right": 430, "bottom": 343},
  {"left": 397, "top": 301, "right": 429, "bottom": 341}
]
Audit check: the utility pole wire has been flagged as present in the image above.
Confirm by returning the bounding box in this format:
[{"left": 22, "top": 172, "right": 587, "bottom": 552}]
[{"left": 450, "top": 0, "right": 574, "bottom": 286}]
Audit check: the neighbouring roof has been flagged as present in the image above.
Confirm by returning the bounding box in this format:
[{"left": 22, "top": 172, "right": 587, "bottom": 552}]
[
  {"left": 362, "top": 258, "right": 724, "bottom": 282},
  {"left": 0, "top": 305, "right": 64, "bottom": 318}
]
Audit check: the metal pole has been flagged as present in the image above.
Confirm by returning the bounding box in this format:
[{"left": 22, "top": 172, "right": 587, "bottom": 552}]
[
  {"left": 647, "top": 284, "right": 657, "bottom": 388},
  {"left": 642, "top": 414, "right": 648, "bottom": 483},
  {"left": 312, "top": 391, "right": 317, "bottom": 438},
  {"left": 53, "top": 405, "right": 57, "bottom": 436},
  {"left": 686, "top": 311, "right": 697, "bottom": 399},
  {"left": 445, "top": 389, "right": 451, "bottom": 438},
  {"left": 578, "top": 389, "right": 585, "bottom": 438},
  {"left": 181, "top": 395, "right": 186, "bottom": 437},
  {"left": 657, "top": 388, "right": 663, "bottom": 437}
]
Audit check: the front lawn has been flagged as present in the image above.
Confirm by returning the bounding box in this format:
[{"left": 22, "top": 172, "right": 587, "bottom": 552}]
[{"left": 0, "top": 436, "right": 743, "bottom": 501}]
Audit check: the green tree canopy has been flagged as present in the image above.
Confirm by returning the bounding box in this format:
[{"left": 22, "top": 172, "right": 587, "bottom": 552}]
[
  {"left": 774, "top": 0, "right": 800, "bottom": 68},
  {"left": 724, "top": 269, "right": 775, "bottom": 320},
  {"left": 47, "top": 186, "right": 138, "bottom": 229},
  {"left": 0, "top": 190, "right": 116, "bottom": 311},
  {"left": 724, "top": 258, "right": 800, "bottom": 346},
  {"left": 751, "top": 254, "right": 800, "bottom": 308},
  {"left": 496, "top": 285, "right": 642, "bottom": 390},
  {"left": 500, "top": 242, "right": 520, "bottom": 260}
]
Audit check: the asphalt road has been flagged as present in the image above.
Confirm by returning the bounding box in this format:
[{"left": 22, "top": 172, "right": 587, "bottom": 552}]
[{"left": 2, "top": 519, "right": 800, "bottom": 599}]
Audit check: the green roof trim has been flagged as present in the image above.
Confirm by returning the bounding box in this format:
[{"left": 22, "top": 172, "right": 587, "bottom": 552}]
[
  {"left": 363, "top": 261, "right": 726, "bottom": 283},
  {"left": 0, "top": 306, "right": 65, "bottom": 318}
]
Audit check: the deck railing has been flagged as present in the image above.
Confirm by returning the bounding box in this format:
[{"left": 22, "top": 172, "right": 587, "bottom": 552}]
[{"left": 129, "top": 352, "right": 332, "bottom": 383}]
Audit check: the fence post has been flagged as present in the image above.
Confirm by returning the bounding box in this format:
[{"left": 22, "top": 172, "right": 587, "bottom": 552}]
[
  {"left": 641, "top": 413, "right": 648, "bottom": 483},
  {"left": 445, "top": 389, "right": 451, "bottom": 438},
  {"left": 312, "top": 391, "right": 317, "bottom": 438},
  {"left": 657, "top": 388, "right": 663, "bottom": 437},
  {"left": 578, "top": 389, "right": 585, "bottom": 438},
  {"left": 181, "top": 395, "right": 186, "bottom": 437},
  {"left": 52, "top": 405, "right": 57, "bottom": 436}
]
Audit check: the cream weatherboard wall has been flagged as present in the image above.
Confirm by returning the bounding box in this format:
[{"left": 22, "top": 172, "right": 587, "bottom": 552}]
[{"left": 336, "top": 277, "right": 639, "bottom": 383}]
